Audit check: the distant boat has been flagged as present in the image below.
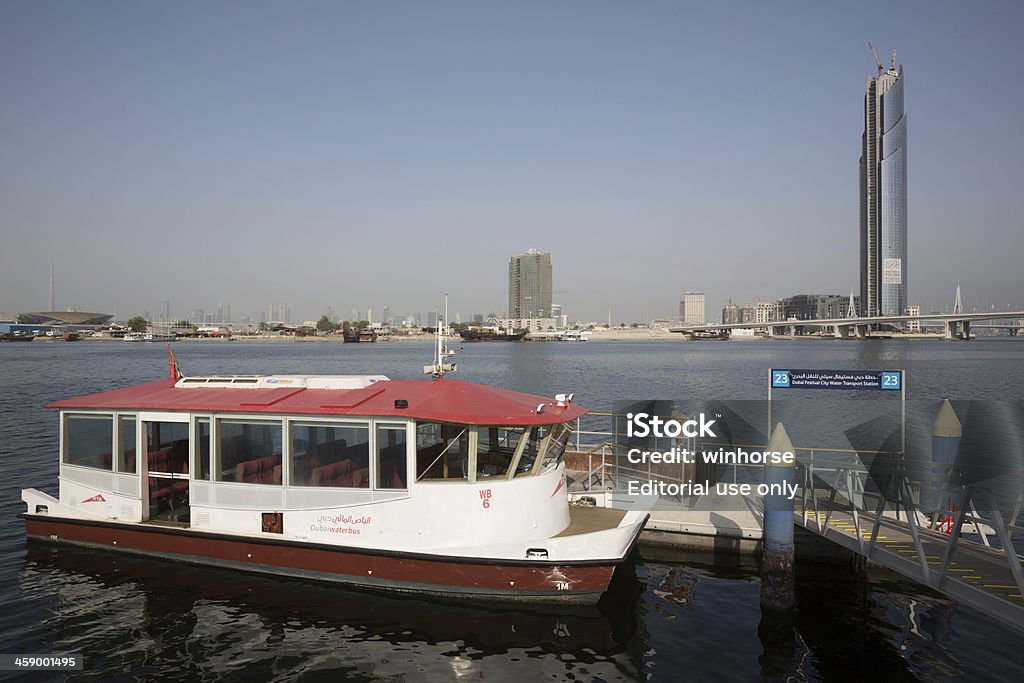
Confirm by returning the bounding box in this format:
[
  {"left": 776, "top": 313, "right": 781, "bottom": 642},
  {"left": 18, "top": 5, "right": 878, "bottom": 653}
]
[
  {"left": 342, "top": 328, "right": 376, "bottom": 343},
  {"left": 125, "top": 331, "right": 176, "bottom": 342},
  {"left": 683, "top": 331, "right": 729, "bottom": 341},
  {"left": 0, "top": 332, "right": 35, "bottom": 342},
  {"left": 62, "top": 331, "right": 81, "bottom": 342},
  {"left": 458, "top": 327, "right": 525, "bottom": 342}
]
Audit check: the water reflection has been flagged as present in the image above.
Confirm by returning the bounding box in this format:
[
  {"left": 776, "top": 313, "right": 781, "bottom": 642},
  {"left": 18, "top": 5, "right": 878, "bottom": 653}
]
[{"left": 20, "top": 543, "right": 646, "bottom": 681}]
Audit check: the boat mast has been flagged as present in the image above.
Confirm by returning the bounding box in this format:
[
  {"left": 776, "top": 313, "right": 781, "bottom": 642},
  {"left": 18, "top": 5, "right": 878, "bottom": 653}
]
[{"left": 424, "top": 293, "right": 457, "bottom": 378}]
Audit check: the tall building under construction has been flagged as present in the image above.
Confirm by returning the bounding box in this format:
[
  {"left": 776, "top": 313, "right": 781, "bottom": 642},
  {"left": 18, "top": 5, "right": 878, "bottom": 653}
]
[{"left": 508, "top": 249, "right": 552, "bottom": 319}]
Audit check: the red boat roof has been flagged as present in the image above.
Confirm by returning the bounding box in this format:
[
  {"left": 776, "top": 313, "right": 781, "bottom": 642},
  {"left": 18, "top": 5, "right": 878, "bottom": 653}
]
[{"left": 47, "top": 378, "right": 588, "bottom": 426}]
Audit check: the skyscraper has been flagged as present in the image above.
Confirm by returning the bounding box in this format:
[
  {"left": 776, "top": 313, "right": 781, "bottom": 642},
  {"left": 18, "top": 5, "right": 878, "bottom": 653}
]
[
  {"left": 679, "top": 291, "right": 705, "bottom": 325},
  {"left": 860, "top": 49, "right": 907, "bottom": 317},
  {"left": 508, "top": 249, "right": 552, "bottom": 319}
]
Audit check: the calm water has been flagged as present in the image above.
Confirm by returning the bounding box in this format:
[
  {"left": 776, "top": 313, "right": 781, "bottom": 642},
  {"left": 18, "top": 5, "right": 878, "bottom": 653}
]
[{"left": 1, "top": 338, "right": 1023, "bottom": 681}]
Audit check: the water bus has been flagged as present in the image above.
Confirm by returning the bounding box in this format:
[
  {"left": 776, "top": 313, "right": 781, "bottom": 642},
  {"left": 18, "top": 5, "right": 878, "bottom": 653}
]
[{"left": 20, "top": 342, "right": 647, "bottom": 602}]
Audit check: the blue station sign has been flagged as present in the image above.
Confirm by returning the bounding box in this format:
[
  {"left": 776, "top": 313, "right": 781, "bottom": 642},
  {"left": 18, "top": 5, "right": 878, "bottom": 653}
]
[{"left": 771, "top": 369, "right": 902, "bottom": 391}]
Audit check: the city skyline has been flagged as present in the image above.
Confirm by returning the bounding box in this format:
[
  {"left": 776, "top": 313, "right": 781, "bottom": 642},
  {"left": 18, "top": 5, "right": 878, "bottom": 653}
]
[{"left": 2, "top": 3, "right": 1023, "bottom": 322}]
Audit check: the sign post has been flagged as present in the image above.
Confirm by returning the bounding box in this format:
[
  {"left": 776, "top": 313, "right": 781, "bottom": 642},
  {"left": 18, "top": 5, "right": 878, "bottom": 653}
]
[{"left": 768, "top": 369, "right": 906, "bottom": 454}]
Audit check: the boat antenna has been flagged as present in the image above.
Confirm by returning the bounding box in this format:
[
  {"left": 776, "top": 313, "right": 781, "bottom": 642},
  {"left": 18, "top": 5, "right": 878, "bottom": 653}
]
[{"left": 424, "top": 293, "right": 458, "bottom": 378}]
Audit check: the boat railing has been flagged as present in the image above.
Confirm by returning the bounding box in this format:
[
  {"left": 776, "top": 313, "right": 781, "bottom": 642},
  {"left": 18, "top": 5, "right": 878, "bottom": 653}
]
[{"left": 569, "top": 412, "right": 761, "bottom": 496}]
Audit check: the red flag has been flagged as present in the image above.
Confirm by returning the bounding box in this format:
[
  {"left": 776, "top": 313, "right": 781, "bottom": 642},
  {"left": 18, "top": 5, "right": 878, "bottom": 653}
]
[{"left": 168, "top": 344, "right": 183, "bottom": 382}]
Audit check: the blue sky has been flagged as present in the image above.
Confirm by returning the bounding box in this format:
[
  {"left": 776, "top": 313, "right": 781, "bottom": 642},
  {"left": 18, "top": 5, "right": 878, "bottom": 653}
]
[{"left": 2, "top": 1, "right": 1022, "bottom": 323}]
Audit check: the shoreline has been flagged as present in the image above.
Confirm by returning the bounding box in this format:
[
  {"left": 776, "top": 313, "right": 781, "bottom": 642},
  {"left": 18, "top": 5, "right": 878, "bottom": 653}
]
[{"left": 59, "top": 331, "right": 1017, "bottom": 343}]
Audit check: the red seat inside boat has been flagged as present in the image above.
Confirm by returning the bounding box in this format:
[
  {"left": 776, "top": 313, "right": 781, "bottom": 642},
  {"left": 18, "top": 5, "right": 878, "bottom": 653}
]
[
  {"left": 378, "top": 460, "right": 405, "bottom": 488},
  {"left": 236, "top": 455, "right": 282, "bottom": 484},
  {"left": 312, "top": 458, "right": 357, "bottom": 487},
  {"left": 352, "top": 466, "right": 370, "bottom": 488}
]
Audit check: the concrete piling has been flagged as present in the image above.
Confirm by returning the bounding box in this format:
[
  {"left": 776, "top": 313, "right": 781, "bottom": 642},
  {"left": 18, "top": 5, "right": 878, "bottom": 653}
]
[{"left": 761, "top": 421, "right": 796, "bottom": 612}]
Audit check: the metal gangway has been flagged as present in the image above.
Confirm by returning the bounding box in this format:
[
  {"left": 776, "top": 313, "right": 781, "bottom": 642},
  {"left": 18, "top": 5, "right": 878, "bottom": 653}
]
[
  {"left": 792, "top": 448, "right": 1024, "bottom": 631},
  {"left": 565, "top": 411, "right": 1024, "bottom": 631}
]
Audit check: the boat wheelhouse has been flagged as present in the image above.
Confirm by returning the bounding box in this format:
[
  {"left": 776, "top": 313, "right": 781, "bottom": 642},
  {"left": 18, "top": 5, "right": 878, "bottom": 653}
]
[{"left": 21, "top": 373, "right": 647, "bottom": 602}]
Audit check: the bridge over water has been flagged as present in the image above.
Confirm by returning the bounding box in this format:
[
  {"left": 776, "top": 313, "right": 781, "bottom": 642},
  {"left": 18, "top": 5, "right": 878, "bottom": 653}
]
[{"left": 669, "top": 310, "right": 1024, "bottom": 340}]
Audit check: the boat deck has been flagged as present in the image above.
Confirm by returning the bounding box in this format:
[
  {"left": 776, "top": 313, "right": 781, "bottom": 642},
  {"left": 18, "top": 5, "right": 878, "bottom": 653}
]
[
  {"left": 142, "top": 519, "right": 190, "bottom": 529},
  {"left": 555, "top": 505, "right": 627, "bottom": 538}
]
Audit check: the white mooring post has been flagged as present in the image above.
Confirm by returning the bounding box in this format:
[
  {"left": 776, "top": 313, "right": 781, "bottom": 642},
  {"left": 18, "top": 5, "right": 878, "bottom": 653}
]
[
  {"left": 761, "top": 421, "right": 796, "bottom": 612},
  {"left": 929, "top": 400, "right": 963, "bottom": 530}
]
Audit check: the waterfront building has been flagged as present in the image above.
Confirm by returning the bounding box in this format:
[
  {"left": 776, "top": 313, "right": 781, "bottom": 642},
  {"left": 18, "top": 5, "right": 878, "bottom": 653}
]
[
  {"left": 860, "top": 49, "right": 908, "bottom": 317},
  {"left": 550, "top": 304, "right": 567, "bottom": 329},
  {"left": 508, "top": 249, "right": 553, "bottom": 319},
  {"left": 778, "top": 294, "right": 860, "bottom": 321},
  {"left": 755, "top": 302, "right": 779, "bottom": 325},
  {"left": 906, "top": 305, "right": 921, "bottom": 332},
  {"left": 679, "top": 291, "right": 705, "bottom": 325},
  {"left": 17, "top": 311, "right": 114, "bottom": 326},
  {"left": 740, "top": 304, "right": 756, "bottom": 324},
  {"left": 721, "top": 300, "right": 740, "bottom": 325},
  {"left": 499, "top": 317, "right": 558, "bottom": 332}
]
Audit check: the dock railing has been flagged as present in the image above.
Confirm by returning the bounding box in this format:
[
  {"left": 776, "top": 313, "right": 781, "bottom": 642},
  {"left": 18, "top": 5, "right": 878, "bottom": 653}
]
[
  {"left": 568, "top": 412, "right": 1024, "bottom": 629},
  {"left": 786, "top": 447, "right": 1024, "bottom": 629}
]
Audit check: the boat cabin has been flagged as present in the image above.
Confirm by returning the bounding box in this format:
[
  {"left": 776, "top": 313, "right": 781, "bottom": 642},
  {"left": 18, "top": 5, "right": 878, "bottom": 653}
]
[{"left": 46, "top": 375, "right": 585, "bottom": 552}]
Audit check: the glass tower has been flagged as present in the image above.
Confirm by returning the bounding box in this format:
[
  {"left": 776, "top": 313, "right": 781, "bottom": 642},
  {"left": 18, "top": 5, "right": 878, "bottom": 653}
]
[
  {"left": 508, "top": 249, "right": 552, "bottom": 319},
  {"left": 860, "top": 51, "right": 907, "bottom": 317}
]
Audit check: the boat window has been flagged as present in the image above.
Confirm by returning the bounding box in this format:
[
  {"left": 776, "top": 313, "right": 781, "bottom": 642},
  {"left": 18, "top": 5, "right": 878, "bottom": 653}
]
[
  {"left": 416, "top": 422, "right": 469, "bottom": 481},
  {"left": 218, "top": 420, "right": 282, "bottom": 485},
  {"left": 376, "top": 424, "right": 407, "bottom": 489},
  {"left": 145, "top": 420, "right": 189, "bottom": 475},
  {"left": 63, "top": 414, "right": 113, "bottom": 470},
  {"left": 291, "top": 422, "right": 370, "bottom": 488},
  {"left": 514, "top": 426, "right": 548, "bottom": 477},
  {"left": 147, "top": 421, "right": 188, "bottom": 451},
  {"left": 539, "top": 423, "right": 572, "bottom": 473},
  {"left": 195, "top": 418, "right": 211, "bottom": 480},
  {"left": 475, "top": 426, "right": 526, "bottom": 478},
  {"left": 118, "top": 415, "right": 137, "bottom": 474}
]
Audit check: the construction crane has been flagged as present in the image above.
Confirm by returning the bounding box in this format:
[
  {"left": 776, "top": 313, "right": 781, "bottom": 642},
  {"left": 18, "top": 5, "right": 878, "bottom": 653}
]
[{"left": 868, "top": 41, "right": 884, "bottom": 76}]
